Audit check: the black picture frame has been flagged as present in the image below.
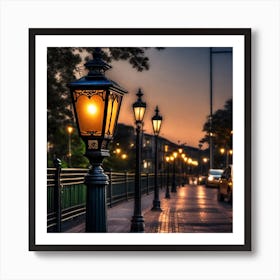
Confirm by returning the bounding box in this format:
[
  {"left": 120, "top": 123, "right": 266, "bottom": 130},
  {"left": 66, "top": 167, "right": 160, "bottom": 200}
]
[{"left": 29, "top": 28, "right": 251, "bottom": 251}]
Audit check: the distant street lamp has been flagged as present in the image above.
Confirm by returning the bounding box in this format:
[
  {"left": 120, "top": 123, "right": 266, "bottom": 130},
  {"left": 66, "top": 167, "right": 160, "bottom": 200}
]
[
  {"left": 181, "top": 153, "right": 186, "bottom": 185},
  {"left": 198, "top": 143, "right": 203, "bottom": 176},
  {"left": 183, "top": 157, "right": 188, "bottom": 183},
  {"left": 121, "top": 154, "right": 127, "bottom": 160},
  {"left": 151, "top": 106, "right": 163, "bottom": 211},
  {"left": 171, "top": 151, "right": 177, "bottom": 193},
  {"left": 202, "top": 157, "right": 208, "bottom": 175},
  {"left": 131, "top": 89, "right": 146, "bottom": 233},
  {"left": 165, "top": 156, "right": 171, "bottom": 199},
  {"left": 67, "top": 125, "right": 73, "bottom": 167},
  {"left": 220, "top": 147, "right": 232, "bottom": 168},
  {"left": 68, "top": 48, "right": 127, "bottom": 232},
  {"left": 220, "top": 147, "right": 227, "bottom": 168},
  {"left": 177, "top": 147, "right": 183, "bottom": 187}
]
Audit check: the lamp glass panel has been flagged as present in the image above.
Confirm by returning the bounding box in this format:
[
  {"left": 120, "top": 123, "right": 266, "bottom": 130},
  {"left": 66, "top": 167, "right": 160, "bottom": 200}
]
[
  {"left": 105, "top": 91, "right": 121, "bottom": 136},
  {"left": 152, "top": 119, "right": 162, "bottom": 134},
  {"left": 74, "top": 90, "right": 105, "bottom": 136},
  {"left": 133, "top": 106, "right": 146, "bottom": 122}
]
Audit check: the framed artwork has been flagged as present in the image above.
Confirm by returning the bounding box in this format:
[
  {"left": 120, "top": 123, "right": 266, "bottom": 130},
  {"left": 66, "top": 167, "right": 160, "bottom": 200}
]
[{"left": 29, "top": 28, "right": 251, "bottom": 251}]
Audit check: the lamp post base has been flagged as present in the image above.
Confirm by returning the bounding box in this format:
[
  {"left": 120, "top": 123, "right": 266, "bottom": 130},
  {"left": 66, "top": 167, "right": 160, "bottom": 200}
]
[
  {"left": 171, "top": 184, "right": 177, "bottom": 193},
  {"left": 151, "top": 200, "right": 162, "bottom": 211},
  {"left": 130, "top": 215, "right": 145, "bottom": 232},
  {"left": 84, "top": 149, "right": 109, "bottom": 233},
  {"left": 165, "top": 191, "right": 171, "bottom": 199}
]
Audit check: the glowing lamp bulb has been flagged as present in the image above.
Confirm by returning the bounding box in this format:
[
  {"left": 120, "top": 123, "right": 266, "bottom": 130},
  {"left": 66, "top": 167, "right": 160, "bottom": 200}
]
[{"left": 87, "top": 104, "right": 97, "bottom": 115}]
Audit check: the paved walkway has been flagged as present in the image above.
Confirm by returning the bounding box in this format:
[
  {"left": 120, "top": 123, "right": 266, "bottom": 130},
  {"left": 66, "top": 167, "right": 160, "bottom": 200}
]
[
  {"left": 144, "top": 185, "right": 232, "bottom": 233},
  {"left": 66, "top": 184, "right": 232, "bottom": 233}
]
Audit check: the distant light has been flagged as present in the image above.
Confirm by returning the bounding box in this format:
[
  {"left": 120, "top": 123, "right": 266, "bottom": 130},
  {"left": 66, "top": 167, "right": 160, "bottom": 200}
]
[
  {"left": 67, "top": 126, "right": 73, "bottom": 134},
  {"left": 121, "top": 154, "right": 127, "bottom": 159}
]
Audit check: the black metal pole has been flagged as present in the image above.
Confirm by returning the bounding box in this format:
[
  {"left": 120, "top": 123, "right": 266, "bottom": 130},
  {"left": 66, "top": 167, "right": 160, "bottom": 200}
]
[
  {"left": 171, "top": 159, "right": 177, "bottom": 193},
  {"left": 68, "top": 132, "right": 72, "bottom": 167},
  {"left": 209, "top": 47, "right": 213, "bottom": 170},
  {"left": 109, "top": 169, "right": 112, "bottom": 208},
  {"left": 131, "top": 123, "right": 145, "bottom": 232},
  {"left": 84, "top": 149, "right": 109, "bottom": 232},
  {"left": 165, "top": 162, "right": 170, "bottom": 199},
  {"left": 180, "top": 159, "right": 184, "bottom": 187},
  {"left": 53, "top": 157, "right": 62, "bottom": 232},
  {"left": 151, "top": 135, "right": 162, "bottom": 211}
]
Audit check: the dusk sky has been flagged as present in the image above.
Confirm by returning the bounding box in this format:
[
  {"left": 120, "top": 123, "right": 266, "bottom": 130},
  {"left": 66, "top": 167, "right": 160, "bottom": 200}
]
[{"left": 106, "top": 47, "right": 232, "bottom": 148}]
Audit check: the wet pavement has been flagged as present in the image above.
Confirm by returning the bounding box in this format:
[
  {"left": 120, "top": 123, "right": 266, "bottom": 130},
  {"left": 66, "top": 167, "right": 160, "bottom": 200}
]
[
  {"left": 144, "top": 185, "right": 232, "bottom": 233},
  {"left": 66, "top": 184, "right": 232, "bottom": 233}
]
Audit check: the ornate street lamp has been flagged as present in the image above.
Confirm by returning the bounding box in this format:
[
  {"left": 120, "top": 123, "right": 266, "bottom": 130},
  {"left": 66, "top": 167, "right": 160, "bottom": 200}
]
[
  {"left": 131, "top": 89, "right": 146, "bottom": 232},
  {"left": 151, "top": 106, "right": 163, "bottom": 211},
  {"left": 68, "top": 48, "right": 128, "bottom": 232}
]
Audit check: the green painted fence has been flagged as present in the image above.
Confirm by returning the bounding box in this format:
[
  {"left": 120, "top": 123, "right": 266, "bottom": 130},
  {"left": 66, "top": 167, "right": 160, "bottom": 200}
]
[{"left": 47, "top": 168, "right": 166, "bottom": 231}]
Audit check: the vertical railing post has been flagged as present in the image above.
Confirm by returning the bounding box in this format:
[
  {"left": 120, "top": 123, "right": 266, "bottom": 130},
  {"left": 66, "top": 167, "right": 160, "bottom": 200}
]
[
  {"left": 109, "top": 169, "right": 112, "bottom": 208},
  {"left": 53, "top": 157, "right": 62, "bottom": 232}
]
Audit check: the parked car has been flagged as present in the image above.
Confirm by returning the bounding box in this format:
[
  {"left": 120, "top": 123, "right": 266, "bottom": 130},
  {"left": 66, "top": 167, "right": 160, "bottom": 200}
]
[
  {"left": 217, "top": 165, "right": 233, "bottom": 203},
  {"left": 206, "top": 169, "right": 224, "bottom": 187}
]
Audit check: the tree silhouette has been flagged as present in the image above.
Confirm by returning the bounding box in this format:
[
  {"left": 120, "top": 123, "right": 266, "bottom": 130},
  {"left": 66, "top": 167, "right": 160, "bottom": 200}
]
[{"left": 200, "top": 99, "right": 233, "bottom": 168}]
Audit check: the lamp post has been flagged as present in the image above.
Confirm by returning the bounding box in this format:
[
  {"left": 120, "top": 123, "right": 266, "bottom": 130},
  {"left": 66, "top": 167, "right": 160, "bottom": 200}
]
[
  {"left": 220, "top": 147, "right": 226, "bottom": 168},
  {"left": 67, "top": 125, "right": 73, "bottom": 167},
  {"left": 183, "top": 157, "right": 188, "bottom": 184},
  {"left": 202, "top": 157, "right": 208, "bottom": 175},
  {"left": 220, "top": 147, "right": 232, "bottom": 168},
  {"left": 151, "top": 106, "right": 163, "bottom": 211},
  {"left": 68, "top": 48, "right": 127, "bottom": 232},
  {"left": 177, "top": 148, "right": 183, "bottom": 187},
  {"left": 181, "top": 153, "right": 186, "bottom": 185},
  {"left": 198, "top": 143, "right": 202, "bottom": 176},
  {"left": 131, "top": 89, "right": 146, "bottom": 232},
  {"left": 165, "top": 156, "right": 171, "bottom": 199},
  {"left": 171, "top": 151, "right": 177, "bottom": 193}
]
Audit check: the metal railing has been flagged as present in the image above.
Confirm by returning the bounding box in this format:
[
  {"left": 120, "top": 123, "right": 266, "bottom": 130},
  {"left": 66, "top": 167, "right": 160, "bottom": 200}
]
[{"left": 47, "top": 167, "right": 167, "bottom": 232}]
